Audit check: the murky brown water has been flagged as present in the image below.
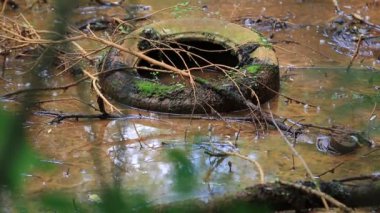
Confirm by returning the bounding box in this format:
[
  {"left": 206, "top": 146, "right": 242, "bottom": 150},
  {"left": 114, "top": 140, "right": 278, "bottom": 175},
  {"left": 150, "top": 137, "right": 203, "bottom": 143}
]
[{"left": 1, "top": 0, "right": 380, "bottom": 207}]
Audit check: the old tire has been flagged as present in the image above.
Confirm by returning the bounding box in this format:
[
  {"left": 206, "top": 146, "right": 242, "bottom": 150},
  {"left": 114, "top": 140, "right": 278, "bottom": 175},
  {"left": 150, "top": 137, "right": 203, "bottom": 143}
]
[{"left": 99, "top": 18, "right": 279, "bottom": 114}]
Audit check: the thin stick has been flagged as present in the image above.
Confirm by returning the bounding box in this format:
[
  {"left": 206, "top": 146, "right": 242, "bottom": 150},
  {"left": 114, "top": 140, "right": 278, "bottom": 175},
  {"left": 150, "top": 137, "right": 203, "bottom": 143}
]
[
  {"left": 316, "top": 162, "right": 345, "bottom": 178},
  {"left": 132, "top": 122, "right": 144, "bottom": 149},
  {"left": 0, "top": 0, "right": 8, "bottom": 14},
  {"left": 368, "top": 102, "right": 377, "bottom": 121},
  {"left": 268, "top": 104, "right": 330, "bottom": 210},
  {"left": 222, "top": 150, "right": 265, "bottom": 184},
  {"left": 346, "top": 35, "right": 363, "bottom": 71},
  {"left": 332, "top": 0, "right": 341, "bottom": 13},
  {"left": 82, "top": 68, "right": 121, "bottom": 114}
]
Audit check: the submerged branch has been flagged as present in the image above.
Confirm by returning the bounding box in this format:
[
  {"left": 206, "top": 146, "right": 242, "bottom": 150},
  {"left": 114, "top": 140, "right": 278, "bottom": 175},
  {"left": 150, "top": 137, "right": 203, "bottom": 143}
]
[{"left": 34, "top": 110, "right": 156, "bottom": 124}]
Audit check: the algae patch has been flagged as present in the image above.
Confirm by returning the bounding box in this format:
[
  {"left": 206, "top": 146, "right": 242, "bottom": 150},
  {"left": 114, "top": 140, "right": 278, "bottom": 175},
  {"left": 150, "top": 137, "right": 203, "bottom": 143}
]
[
  {"left": 136, "top": 80, "right": 184, "bottom": 96},
  {"left": 245, "top": 64, "right": 261, "bottom": 74}
]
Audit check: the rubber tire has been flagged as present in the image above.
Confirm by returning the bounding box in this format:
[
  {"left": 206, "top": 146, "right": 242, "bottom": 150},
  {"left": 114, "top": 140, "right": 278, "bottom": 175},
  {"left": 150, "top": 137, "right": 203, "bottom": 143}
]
[{"left": 99, "top": 18, "right": 279, "bottom": 114}]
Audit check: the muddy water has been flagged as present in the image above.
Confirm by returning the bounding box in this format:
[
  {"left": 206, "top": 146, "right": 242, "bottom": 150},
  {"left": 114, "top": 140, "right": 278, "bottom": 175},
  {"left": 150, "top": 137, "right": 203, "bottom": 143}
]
[{"left": 1, "top": 0, "right": 380, "bottom": 207}]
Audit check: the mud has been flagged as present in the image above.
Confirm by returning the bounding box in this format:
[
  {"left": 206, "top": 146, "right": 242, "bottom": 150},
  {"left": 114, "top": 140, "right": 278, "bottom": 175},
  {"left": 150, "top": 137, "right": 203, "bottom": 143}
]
[
  {"left": 325, "top": 14, "right": 380, "bottom": 59},
  {"left": 236, "top": 15, "right": 305, "bottom": 32}
]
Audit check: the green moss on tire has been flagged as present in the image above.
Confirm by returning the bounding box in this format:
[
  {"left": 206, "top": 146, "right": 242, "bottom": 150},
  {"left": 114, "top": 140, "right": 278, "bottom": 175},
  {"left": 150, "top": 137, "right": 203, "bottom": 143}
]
[
  {"left": 99, "top": 18, "right": 279, "bottom": 113},
  {"left": 245, "top": 64, "right": 261, "bottom": 74},
  {"left": 136, "top": 80, "right": 185, "bottom": 97}
]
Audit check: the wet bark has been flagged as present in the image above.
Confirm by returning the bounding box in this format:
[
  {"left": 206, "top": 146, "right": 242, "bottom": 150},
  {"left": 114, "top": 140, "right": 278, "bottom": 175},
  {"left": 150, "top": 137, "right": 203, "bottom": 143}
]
[{"left": 154, "top": 180, "right": 380, "bottom": 212}]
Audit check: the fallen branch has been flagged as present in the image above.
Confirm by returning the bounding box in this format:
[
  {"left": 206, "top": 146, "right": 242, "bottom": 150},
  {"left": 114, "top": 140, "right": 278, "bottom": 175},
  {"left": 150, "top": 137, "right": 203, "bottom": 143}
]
[
  {"left": 334, "top": 173, "right": 380, "bottom": 183},
  {"left": 154, "top": 179, "right": 379, "bottom": 211},
  {"left": 277, "top": 180, "right": 352, "bottom": 212},
  {"left": 34, "top": 110, "right": 156, "bottom": 124},
  {"left": 34, "top": 110, "right": 119, "bottom": 123}
]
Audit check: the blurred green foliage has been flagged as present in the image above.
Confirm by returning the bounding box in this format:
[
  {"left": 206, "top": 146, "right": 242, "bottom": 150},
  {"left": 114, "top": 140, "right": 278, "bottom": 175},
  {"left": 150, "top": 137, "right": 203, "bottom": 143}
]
[
  {"left": 0, "top": 109, "right": 38, "bottom": 191},
  {"left": 98, "top": 188, "right": 152, "bottom": 213},
  {"left": 167, "top": 149, "right": 197, "bottom": 194},
  {"left": 40, "top": 192, "right": 81, "bottom": 213}
]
